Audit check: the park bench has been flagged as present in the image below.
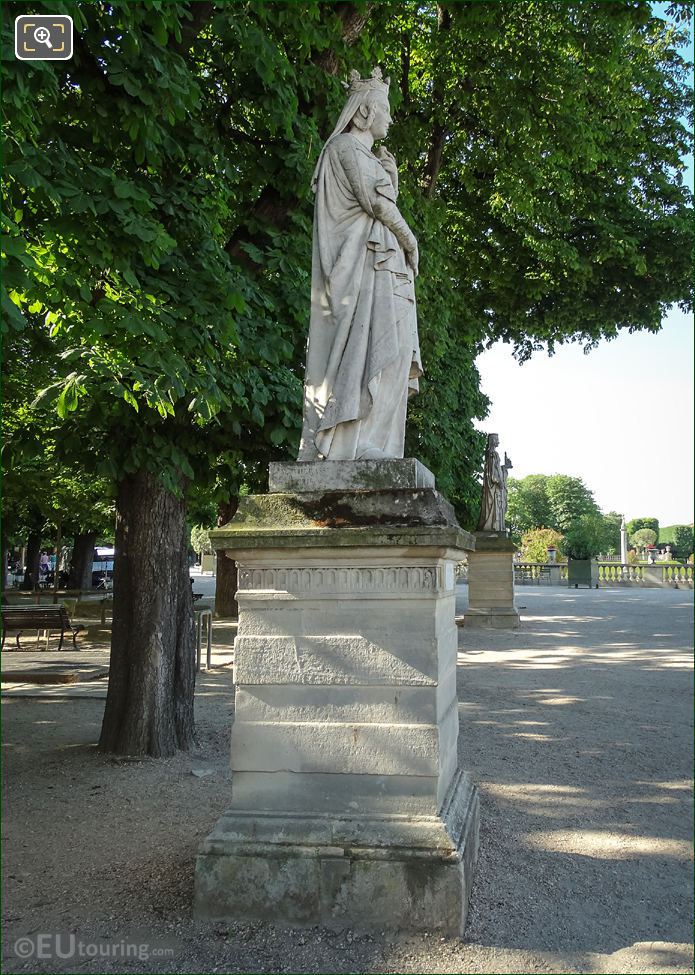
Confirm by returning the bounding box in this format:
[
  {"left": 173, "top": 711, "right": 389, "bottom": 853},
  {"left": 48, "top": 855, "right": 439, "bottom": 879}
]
[{"left": 1, "top": 604, "right": 85, "bottom": 651}]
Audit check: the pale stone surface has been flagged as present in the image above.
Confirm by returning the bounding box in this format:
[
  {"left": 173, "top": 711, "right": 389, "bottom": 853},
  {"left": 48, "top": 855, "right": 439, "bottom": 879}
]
[
  {"left": 466, "top": 532, "right": 520, "bottom": 629},
  {"left": 195, "top": 478, "right": 479, "bottom": 933},
  {"left": 194, "top": 770, "right": 479, "bottom": 935},
  {"left": 269, "top": 458, "right": 435, "bottom": 493},
  {"left": 477, "top": 434, "right": 513, "bottom": 532},
  {"left": 298, "top": 69, "right": 421, "bottom": 462}
]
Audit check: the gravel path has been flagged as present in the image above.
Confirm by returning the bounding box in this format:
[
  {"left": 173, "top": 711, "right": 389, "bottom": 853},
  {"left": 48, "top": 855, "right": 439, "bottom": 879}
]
[{"left": 2, "top": 586, "right": 693, "bottom": 974}]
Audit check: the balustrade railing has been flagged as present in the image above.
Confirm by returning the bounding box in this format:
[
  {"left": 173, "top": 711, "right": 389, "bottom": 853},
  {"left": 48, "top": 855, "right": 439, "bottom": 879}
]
[
  {"left": 659, "top": 563, "right": 694, "bottom": 586},
  {"left": 513, "top": 563, "right": 567, "bottom": 584},
  {"left": 597, "top": 563, "right": 644, "bottom": 584},
  {"left": 458, "top": 560, "right": 693, "bottom": 588}
]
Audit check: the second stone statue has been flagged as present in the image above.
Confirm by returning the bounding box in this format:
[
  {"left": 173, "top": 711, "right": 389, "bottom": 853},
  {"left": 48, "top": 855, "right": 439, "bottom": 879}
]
[{"left": 298, "top": 67, "right": 422, "bottom": 462}]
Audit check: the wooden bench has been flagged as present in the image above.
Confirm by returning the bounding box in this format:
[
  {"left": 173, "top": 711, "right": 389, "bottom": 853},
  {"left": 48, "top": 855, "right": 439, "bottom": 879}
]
[{"left": 1, "top": 604, "right": 85, "bottom": 651}]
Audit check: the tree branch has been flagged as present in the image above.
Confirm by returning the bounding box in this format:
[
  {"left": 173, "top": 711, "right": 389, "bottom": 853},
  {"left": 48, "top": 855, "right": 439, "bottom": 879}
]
[
  {"left": 173, "top": 2, "right": 216, "bottom": 55},
  {"left": 400, "top": 30, "right": 411, "bottom": 106}
]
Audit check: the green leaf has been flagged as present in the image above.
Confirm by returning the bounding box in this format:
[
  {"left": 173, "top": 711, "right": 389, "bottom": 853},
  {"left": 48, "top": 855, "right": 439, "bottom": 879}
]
[{"left": 57, "top": 382, "right": 79, "bottom": 418}]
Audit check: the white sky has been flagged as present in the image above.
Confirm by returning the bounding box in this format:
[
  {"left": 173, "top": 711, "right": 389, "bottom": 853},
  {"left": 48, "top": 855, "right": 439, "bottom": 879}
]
[{"left": 475, "top": 306, "right": 694, "bottom": 526}]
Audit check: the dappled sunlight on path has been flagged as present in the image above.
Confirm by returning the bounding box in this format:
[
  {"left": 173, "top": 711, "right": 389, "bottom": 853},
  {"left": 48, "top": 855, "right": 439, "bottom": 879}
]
[{"left": 457, "top": 586, "right": 693, "bottom": 965}]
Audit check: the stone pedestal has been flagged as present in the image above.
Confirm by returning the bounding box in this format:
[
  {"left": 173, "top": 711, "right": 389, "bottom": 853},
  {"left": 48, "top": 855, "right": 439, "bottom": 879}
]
[
  {"left": 465, "top": 531, "right": 520, "bottom": 629},
  {"left": 194, "top": 459, "right": 480, "bottom": 935}
]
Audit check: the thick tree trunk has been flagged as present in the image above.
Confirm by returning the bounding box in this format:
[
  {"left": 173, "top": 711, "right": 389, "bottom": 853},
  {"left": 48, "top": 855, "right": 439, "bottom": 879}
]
[
  {"left": 21, "top": 531, "right": 42, "bottom": 590},
  {"left": 99, "top": 471, "right": 196, "bottom": 757},
  {"left": 214, "top": 498, "right": 239, "bottom": 619},
  {"left": 68, "top": 531, "right": 97, "bottom": 590}
]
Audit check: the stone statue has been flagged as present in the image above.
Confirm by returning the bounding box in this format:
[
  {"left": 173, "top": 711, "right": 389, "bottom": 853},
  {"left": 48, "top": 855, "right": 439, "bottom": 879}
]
[
  {"left": 477, "top": 434, "right": 512, "bottom": 532},
  {"left": 298, "top": 67, "right": 422, "bottom": 462}
]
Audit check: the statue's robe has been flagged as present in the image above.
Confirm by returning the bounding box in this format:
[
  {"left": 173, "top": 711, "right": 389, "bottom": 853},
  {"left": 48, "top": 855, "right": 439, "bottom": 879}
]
[
  {"left": 477, "top": 448, "right": 504, "bottom": 532},
  {"left": 298, "top": 133, "right": 422, "bottom": 461}
]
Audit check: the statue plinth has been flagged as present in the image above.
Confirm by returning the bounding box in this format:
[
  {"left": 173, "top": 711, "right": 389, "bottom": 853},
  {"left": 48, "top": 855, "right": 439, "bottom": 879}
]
[
  {"left": 465, "top": 530, "right": 520, "bottom": 629},
  {"left": 193, "top": 460, "right": 480, "bottom": 935}
]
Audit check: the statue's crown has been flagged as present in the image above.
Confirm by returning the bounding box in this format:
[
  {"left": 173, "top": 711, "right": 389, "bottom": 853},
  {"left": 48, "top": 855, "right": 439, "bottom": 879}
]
[{"left": 344, "top": 66, "right": 390, "bottom": 95}]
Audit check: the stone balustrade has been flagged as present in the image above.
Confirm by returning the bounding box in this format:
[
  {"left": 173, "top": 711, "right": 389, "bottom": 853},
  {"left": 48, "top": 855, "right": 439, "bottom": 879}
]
[
  {"left": 507, "top": 561, "right": 693, "bottom": 589},
  {"left": 513, "top": 563, "right": 567, "bottom": 585},
  {"left": 597, "top": 562, "right": 693, "bottom": 588}
]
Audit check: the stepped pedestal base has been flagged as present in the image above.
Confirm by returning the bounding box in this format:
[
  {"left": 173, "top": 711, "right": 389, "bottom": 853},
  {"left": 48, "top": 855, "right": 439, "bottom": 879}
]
[{"left": 193, "top": 460, "right": 480, "bottom": 934}]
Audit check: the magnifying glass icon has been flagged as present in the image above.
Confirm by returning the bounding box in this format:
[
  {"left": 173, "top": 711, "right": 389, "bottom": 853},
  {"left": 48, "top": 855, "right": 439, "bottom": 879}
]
[{"left": 33, "top": 26, "right": 53, "bottom": 49}]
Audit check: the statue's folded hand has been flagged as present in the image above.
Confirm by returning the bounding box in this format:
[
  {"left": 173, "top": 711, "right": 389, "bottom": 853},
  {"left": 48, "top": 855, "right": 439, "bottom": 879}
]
[{"left": 376, "top": 146, "right": 399, "bottom": 189}]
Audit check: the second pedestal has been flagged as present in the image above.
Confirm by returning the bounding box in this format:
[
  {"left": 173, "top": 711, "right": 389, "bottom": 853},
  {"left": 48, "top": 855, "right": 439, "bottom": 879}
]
[{"left": 465, "top": 531, "right": 520, "bottom": 629}]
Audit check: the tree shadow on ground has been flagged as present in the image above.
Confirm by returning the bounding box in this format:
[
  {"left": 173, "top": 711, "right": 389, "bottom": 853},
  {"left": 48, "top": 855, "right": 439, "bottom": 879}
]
[{"left": 458, "top": 586, "right": 694, "bottom": 959}]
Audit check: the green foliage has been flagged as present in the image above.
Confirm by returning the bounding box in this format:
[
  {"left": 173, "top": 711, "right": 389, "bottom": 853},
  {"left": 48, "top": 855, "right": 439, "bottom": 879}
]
[
  {"left": 2, "top": 330, "right": 115, "bottom": 548},
  {"left": 627, "top": 517, "right": 660, "bottom": 541},
  {"left": 631, "top": 528, "right": 658, "bottom": 548},
  {"left": 671, "top": 525, "right": 693, "bottom": 558},
  {"left": 2, "top": 0, "right": 312, "bottom": 497},
  {"left": 545, "top": 475, "right": 599, "bottom": 532},
  {"left": 654, "top": 522, "right": 692, "bottom": 547},
  {"left": 385, "top": 0, "right": 693, "bottom": 361},
  {"left": 600, "top": 512, "right": 623, "bottom": 557},
  {"left": 507, "top": 473, "right": 599, "bottom": 538},
  {"left": 2, "top": 0, "right": 692, "bottom": 530},
  {"left": 563, "top": 514, "right": 607, "bottom": 560},
  {"left": 506, "top": 475, "right": 553, "bottom": 539},
  {"left": 189, "top": 524, "right": 212, "bottom": 557},
  {"left": 520, "top": 527, "right": 565, "bottom": 563}
]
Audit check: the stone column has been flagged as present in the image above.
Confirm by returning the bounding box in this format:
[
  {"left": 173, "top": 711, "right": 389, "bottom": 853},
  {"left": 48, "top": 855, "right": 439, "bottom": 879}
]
[
  {"left": 465, "top": 531, "right": 520, "bottom": 628},
  {"left": 194, "top": 459, "right": 480, "bottom": 935}
]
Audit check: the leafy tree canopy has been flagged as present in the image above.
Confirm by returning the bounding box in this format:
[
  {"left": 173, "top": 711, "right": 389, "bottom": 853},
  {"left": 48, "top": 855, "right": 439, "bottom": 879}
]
[
  {"left": 631, "top": 527, "right": 658, "bottom": 548},
  {"left": 3, "top": 0, "right": 692, "bottom": 526},
  {"left": 507, "top": 473, "right": 600, "bottom": 537},
  {"left": 627, "top": 517, "right": 660, "bottom": 541}
]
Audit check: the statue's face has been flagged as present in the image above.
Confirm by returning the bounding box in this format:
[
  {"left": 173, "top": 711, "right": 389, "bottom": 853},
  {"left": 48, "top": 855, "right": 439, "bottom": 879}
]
[{"left": 370, "top": 96, "right": 392, "bottom": 140}]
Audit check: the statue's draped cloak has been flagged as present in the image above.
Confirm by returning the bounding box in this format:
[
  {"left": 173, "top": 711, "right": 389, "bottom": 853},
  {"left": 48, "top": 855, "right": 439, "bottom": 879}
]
[
  {"left": 298, "top": 134, "right": 422, "bottom": 461},
  {"left": 478, "top": 446, "right": 504, "bottom": 532}
]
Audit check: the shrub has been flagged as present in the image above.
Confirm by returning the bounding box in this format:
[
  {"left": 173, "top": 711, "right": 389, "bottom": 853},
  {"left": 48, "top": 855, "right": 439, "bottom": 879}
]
[
  {"left": 672, "top": 525, "right": 694, "bottom": 560},
  {"left": 520, "top": 528, "right": 565, "bottom": 563},
  {"left": 563, "top": 514, "right": 606, "bottom": 560},
  {"left": 190, "top": 525, "right": 212, "bottom": 559}
]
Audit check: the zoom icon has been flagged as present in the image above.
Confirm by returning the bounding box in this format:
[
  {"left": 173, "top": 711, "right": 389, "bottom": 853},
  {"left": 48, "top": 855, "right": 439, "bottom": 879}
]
[{"left": 15, "top": 15, "right": 73, "bottom": 61}]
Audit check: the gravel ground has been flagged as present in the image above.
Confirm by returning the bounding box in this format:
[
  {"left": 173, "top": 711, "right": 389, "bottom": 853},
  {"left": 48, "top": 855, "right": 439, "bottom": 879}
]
[{"left": 2, "top": 586, "right": 693, "bottom": 974}]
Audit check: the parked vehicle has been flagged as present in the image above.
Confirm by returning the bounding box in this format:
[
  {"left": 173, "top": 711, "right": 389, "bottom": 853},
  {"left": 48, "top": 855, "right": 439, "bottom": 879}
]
[{"left": 92, "top": 547, "right": 115, "bottom": 589}]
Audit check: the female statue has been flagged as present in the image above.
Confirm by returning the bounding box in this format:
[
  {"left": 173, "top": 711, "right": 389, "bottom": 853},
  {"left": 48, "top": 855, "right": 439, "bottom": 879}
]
[
  {"left": 297, "top": 68, "right": 422, "bottom": 461},
  {"left": 477, "top": 434, "right": 513, "bottom": 532}
]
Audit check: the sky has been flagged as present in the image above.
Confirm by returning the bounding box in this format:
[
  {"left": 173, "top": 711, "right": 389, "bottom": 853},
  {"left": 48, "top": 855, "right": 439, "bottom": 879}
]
[{"left": 475, "top": 305, "right": 694, "bottom": 526}]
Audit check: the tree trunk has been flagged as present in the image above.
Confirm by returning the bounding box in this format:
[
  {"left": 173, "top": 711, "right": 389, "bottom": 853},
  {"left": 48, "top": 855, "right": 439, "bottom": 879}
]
[
  {"left": 68, "top": 531, "right": 97, "bottom": 590},
  {"left": 21, "top": 531, "right": 42, "bottom": 590},
  {"left": 99, "top": 471, "right": 196, "bottom": 757},
  {"left": 423, "top": 3, "right": 452, "bottom": 198},
  {"left": 214, "top": 498, "right": 239, "bottom": 619},
  {"left": 1, "top": 541, "right": 7, "bottom": 590}
]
